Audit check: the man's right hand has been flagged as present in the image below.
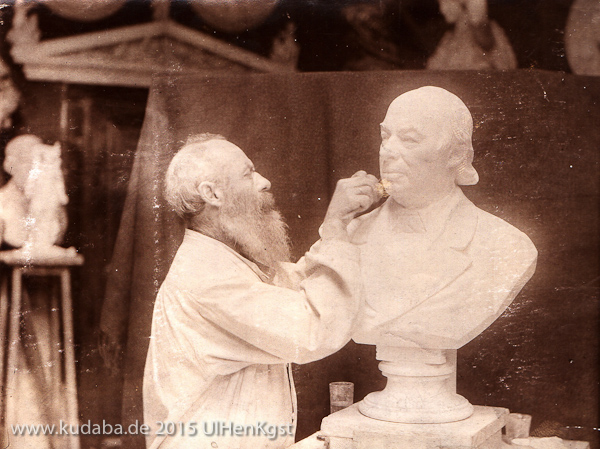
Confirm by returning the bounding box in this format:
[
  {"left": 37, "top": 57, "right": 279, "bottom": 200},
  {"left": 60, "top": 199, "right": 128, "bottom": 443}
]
[{"left": 321, "top": 171, "right": 380, "bottom": 241}]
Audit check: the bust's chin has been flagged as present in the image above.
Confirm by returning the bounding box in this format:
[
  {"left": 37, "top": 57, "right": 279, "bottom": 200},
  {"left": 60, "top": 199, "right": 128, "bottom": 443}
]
[
  {"left": 385, "top": 185, "right": 415, "bottom": 209},
  {"left": 387, "top": 190, "right": 432, "bottom": 210},
  {"left": 388, "top": 183, "right": 458, "bottom": 210}
]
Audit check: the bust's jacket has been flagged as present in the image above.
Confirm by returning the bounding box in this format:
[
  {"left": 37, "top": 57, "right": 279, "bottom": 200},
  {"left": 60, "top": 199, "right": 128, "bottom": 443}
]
[{"left": 349, "top": 187, "right": 538, "bottom": 350}]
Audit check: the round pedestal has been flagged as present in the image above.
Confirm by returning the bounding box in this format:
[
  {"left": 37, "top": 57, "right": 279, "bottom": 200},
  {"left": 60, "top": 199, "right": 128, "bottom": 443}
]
[{"left": 358, "top": 347, "right": 474, "bottom": 424}]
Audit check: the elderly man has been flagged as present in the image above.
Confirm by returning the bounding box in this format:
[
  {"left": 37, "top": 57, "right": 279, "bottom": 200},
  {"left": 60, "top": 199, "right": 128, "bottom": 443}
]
[{"left": 143, "top": 134, "right": 379, "bottom": 449}]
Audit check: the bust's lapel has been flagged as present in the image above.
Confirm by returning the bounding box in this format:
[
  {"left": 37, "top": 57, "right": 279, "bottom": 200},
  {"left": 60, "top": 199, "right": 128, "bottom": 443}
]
[
  {"left": 418, "top": 194, "right": 478, "bottom": 300},
  {"left": 436, "top": 193, "right": 478, "bottom": 251},
  {"left": 351, "top": 193, "right": 479, "bottom": 317}
]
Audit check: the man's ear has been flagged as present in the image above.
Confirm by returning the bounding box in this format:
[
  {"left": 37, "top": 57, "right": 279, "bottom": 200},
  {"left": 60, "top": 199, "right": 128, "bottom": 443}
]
[{"left": 198, "top": 181, "right": 223, "bottom": 207}]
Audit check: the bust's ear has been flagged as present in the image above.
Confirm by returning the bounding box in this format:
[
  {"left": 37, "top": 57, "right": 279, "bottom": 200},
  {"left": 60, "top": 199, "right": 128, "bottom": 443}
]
[
  {"left": 198, "top": 181, "right": 223, "bottom": 207},
  {"left": 447, "top": 148, "right": 464, "bottom": 170}
]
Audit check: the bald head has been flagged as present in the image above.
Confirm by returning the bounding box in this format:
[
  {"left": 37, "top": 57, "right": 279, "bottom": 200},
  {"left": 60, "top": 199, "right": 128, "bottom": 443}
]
[
  {"left": 388, "top": 86, "right": 471, "bottom": 131},
  {"left": 380, "top": 86, "right": 478, "bottom": 208}
]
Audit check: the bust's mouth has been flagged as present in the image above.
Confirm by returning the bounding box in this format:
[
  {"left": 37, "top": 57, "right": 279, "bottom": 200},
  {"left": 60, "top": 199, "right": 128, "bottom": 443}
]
[{"left": 380, "top": 171, "right": 406, "bottom": 179}]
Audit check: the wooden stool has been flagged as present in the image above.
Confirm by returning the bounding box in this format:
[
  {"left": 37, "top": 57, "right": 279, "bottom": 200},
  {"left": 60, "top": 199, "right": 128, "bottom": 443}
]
[{"left": 0, "top": 250, "right": 83, "bottom": 449}]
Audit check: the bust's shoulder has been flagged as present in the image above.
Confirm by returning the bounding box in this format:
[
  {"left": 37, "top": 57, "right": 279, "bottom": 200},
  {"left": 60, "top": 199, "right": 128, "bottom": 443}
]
[
  {"left": 0, "top": 184, "right": 12, "bottom": 205},
  {"left": 0, "top": 183, "right": 26, "bottom": 218},
  {"left": 468, "top": 202, "right": 537, "bottom": 262},
  {"left": 472, "top": 204, "right": 531, "bottom": 239}
]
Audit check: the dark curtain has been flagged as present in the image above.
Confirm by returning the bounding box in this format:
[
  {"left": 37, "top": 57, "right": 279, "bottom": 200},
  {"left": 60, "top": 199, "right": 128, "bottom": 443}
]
[{"left": 100, "top": 71, "right": 599, "bottom": 448}]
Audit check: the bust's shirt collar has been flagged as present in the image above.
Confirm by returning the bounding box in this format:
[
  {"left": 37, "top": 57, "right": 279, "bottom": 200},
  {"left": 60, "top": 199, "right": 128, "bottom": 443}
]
[{"left": 384, "top": 187, "right": 462, "bottom": 237}]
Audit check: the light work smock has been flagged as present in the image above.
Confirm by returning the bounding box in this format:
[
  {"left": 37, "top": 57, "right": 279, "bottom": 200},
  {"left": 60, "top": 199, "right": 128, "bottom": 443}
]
[{"left": 143, "top": 229, "right": 362, "bottom": 449}]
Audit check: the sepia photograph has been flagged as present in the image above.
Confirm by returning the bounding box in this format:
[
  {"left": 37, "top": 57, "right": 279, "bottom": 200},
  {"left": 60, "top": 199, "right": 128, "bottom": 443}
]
[{"left": 0, "top": 1, "right": 598, "bottom": 449}]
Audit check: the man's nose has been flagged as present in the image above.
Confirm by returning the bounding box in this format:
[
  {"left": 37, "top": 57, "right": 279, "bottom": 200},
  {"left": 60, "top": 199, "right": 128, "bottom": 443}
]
[{"left": 254, "top": 172, "right": 271, "bottom": 191}]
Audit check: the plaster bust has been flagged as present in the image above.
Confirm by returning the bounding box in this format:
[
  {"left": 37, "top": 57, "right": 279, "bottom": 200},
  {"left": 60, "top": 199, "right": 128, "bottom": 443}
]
[
  {"left": 0, "top": 135, "right": 72, "bottom": 259},
  {"left": 348, "top": 87, "right": 537, "bottom": 423}
]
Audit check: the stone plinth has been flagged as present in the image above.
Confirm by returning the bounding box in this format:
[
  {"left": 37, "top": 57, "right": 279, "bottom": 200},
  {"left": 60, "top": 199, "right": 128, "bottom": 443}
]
[
  {"left": 321, "top": 404, "right": 509, "bottom": 449},
  {"left": 358, "top": 347, "right": 474, "bottom": 423}
]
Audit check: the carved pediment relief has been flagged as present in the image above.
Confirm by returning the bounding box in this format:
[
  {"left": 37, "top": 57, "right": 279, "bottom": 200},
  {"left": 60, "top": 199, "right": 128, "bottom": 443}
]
[
  {"left": 43, "top": 36, "right": 250, "bottom": 73},
  {"left": 10, "top": 19, "right": 293, "bottom": 87}
]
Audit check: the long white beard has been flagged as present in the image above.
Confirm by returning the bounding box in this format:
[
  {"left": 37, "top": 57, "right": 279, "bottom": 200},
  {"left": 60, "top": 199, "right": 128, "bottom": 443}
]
[{"left": 218, "top": 189, "right": 291, "bottom": 269}]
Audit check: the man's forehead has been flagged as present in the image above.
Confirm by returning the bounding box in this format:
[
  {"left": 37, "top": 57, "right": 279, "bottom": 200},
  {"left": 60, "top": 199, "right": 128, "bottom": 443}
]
[{"left": 201, "top": 139, "right": 253, "bottom": 172}]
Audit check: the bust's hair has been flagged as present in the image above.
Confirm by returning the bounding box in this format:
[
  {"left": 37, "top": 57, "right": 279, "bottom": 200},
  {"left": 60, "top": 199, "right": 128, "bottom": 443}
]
[
  {"left": 164, "top": 133, "right": 227, "bottom": 218},
  {"left": 448, "top": 102, "right": 478, "bottom": 185},
  {"left": 391, "top": 86, "right": 478, "bottom": 185},
  {"left": 423, "top": 87, "right": 478, "bottom": 186}
]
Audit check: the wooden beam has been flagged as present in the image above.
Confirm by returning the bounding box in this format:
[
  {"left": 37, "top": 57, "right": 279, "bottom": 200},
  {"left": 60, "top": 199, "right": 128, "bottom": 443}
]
[
  {"left": 14, "top": 20, "right": 295, "bottom": 74},
  {"left": 32, "top": 22, "right": 165, "bottom": 57}
]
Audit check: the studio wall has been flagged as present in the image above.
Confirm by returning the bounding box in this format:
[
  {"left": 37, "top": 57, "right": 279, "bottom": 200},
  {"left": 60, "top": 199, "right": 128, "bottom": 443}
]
[{"left": 101, "top": 70, "right": 598, "bottom": 447}]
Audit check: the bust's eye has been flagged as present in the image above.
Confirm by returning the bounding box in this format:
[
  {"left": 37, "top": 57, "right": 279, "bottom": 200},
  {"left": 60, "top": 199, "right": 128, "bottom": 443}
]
[
  {"left": 380, "top": 125, "right": 391, "bottom": 141},
  {"left": 401, "top": 132, "right": 421, "bottom": 145}
]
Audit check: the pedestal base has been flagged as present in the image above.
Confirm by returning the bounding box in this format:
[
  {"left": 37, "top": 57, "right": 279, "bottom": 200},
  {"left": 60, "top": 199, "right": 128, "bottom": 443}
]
[
  {"left": 358, "top": 384, "right": 474, "bottom": 423},
  {"left": 321, "top": 404, "right": 509, "bottom": 449}
]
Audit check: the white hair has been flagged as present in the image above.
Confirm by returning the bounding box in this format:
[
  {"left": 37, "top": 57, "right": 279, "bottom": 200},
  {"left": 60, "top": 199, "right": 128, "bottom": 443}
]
[
  {"left": 404, "top": 86, "right": 478, "bottom": 185},
  {"left": 448, "top": 98, "right": 478, "bottom": 185},
  {"left": 164, "top": 133, "right": 227, "bottom": 218}
]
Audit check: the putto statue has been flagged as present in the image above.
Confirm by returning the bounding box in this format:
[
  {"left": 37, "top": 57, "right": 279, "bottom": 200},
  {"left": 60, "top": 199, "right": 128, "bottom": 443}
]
[
  {"left": 427, "top": 0, "right": 517, "bottom": 70},
  {"left": 348, "top": 86, "right": 537, "bottom": 423},
  {"left": 0, "top": 134, "right": 74, "bottom": 260}
]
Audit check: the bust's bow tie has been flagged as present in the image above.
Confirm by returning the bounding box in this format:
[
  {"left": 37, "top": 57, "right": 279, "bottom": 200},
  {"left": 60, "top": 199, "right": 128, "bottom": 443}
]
[{"left": 389, "top": 210, "right": 427, "bottom": 234}]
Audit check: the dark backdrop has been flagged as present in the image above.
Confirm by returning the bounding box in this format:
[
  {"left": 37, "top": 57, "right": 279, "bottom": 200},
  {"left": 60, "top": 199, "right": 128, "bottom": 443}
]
[{"left": 101, "top": 70, "right": 599, "bottom": 448}]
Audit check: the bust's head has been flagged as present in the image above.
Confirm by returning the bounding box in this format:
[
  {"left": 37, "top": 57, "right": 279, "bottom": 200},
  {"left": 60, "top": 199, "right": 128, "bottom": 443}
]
[
  {"left": 438, "top": 0, "right": 466, "bottom": 24},
  {"left": 3, "top": 135, "right": 44, "bottom": 190},
  {"left": 379, "top": 86, "right": 478, "bottom": 209}
]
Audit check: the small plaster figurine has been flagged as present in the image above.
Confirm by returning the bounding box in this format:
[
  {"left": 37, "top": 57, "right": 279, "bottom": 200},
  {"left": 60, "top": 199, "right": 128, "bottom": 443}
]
[{"left": 0, "top": 135, "right": 75, "bottom": 260}]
